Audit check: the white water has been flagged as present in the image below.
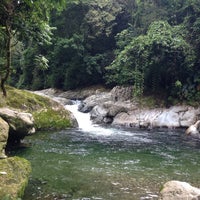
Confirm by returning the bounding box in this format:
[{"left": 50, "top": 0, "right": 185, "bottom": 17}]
[
  {"left": 65, "top": 102, "right": 114, "bottom": 136},
  {"left": 65, "top": 101, "right": 153, "bottom": 142},
  {"left": 65, "top": 102, "right": 93, "bottom": 130}
]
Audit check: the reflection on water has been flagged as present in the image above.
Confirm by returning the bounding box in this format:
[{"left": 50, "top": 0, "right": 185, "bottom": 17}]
[{"left": 12, "top": 127, "right": 200, "bottom": 200}]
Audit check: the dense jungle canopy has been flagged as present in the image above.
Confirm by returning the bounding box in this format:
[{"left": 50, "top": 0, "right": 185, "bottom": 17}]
[{"left": 0, "top": 0, "right": 200, "bottom": 103}]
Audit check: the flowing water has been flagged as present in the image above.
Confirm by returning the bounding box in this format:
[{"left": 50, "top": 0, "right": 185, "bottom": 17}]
[{"left": 11, "top": 103, "right": 200, "bottom": 200}]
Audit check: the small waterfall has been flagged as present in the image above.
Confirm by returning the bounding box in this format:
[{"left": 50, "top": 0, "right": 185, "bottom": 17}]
[
  {"left": 65, "top": 101, "right": 93, "bottom": 131},
  {"left": 65, "top": 101, "right": 153, "bottom": 142},
  {"left": 65, "top": 101, "right": 115, "bottom": 136}
]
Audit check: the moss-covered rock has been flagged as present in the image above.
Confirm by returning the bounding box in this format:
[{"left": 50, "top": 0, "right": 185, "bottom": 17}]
[
  {"left": 0, "top": 86, "right": 76, "bottom": 130},
  {"left": 0, "top": 156, "right": 31, "bottom": 200},
  {"left": 0, "top": 117, "right": 9, "bottom": 158},
  {"left": 33, "top": 108, "right": 72, "bottom": 130}
]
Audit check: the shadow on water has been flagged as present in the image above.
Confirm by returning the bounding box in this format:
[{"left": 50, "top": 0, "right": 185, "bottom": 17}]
[{"left": 10, "top": 126, "right": 200, "bottom": 200}]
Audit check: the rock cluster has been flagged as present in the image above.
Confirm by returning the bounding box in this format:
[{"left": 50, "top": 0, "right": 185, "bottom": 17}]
[
  {"left": 78, "top": 86, "right": 200, "bottom": 129},
  {"left": 0, "top": 109, "right": 33, "bottom": 199}
]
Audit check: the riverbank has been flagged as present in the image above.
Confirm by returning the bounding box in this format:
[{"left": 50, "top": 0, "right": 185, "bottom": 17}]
[
  {"left": 0, "top": 86, "right": 77, "bottom": 199},
  {"left": 1, "top": 85, "right": 200, "bottom": 199},
  {"left": 37, "top": 86, "right": 200, "bottom": 132}
]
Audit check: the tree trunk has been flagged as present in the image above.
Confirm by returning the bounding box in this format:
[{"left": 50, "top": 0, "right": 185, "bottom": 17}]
[{"left": 1, "top": 23, "right": 11, "bottom": 97}]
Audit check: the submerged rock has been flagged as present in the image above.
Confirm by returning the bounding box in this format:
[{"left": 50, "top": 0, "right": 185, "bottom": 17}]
[
  {"left": 0, "top": 156, "right": 31, "bottom": 200},
  {"left": 159, "top": 180, "right": 200, "bottom": 200},
  {"left": 0, "top": 108, "right": 35, "bottom": 144},
  {"left": 0, "top": 117, "right": 9, "bottom": 158}
]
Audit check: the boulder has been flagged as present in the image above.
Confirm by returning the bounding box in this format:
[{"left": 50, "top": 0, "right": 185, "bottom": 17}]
[
  {"left": 0, "top": 108, "right": 35, "bottom": 144},
  {"left": 113, "top": 106, "right": 200, "bottom": 129},
  {"left": 0, "top": 156, "right": 31, "bottom": 200},
  {"left": 90, "top": 105, "right": 108, "bottom": 124},
  {"left": 78, "top": 92, "right": 111, "bottom": 113},
  {"left": 0, "top": 117, "right": 9, "bottom": 158},
  {"left": 90, "top": 102, "right": 128, "bottom": 124},
  {"left": 111, "top": 85, "right": 133, "bottom": 101},
  {"left": 159, "top": 180, "right": 200, "bottom": 200}
]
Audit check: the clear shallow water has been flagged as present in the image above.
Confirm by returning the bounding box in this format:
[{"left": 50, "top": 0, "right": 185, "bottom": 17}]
[
  {"left": 10, "top": 103, "right": 200, "bottom": 199},
  {"left": 11, "top": 127, "right": 200, "bottom": 200}
]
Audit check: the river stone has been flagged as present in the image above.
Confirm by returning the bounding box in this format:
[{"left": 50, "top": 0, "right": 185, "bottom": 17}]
[
  {"left": 90, "top": 102, "right": 128, "bottom": 124},
  {"left": 90, "top": 105, "right": 108, "bottom": 124},
  {"left": 0, "top": 108, "right": 35, "bottom": 143},
  {"left": 159, "top": 180, "right": 200, "bottom": 200},
  {"left": 78, "top": 92, "right": 111, "bottom": 113},
  {"left": 0, "top": 117, "right": 9, "bottom": 158}
]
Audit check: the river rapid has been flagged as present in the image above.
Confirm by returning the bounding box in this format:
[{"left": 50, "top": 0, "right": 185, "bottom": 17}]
[{"left": 12, "top": 102, "right": 200, "bottom": 200}]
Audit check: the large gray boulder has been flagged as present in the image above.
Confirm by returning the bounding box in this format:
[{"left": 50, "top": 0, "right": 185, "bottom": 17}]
[
  {"left": 159, "top": 180, "right": 200, "bottom": 200},
  {"left": 90, "top": 101, "right": 130, "bottom": 124},
  {"left": 0, "top": 108, "right": 35, "bottom": 144},
  {"left": 78, "top": 92, "right": 112, "bottom": 113},
  {"left": 0, "top": 117, "right": 9, "bottom": 158},
  {"left": 113, "top": 106, "right": 200, "bottom": 129}
]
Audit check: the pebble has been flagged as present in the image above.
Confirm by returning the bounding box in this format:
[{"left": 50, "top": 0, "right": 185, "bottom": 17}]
[{"left": 0, "top": 171, "right": 7, "bottom": 175}]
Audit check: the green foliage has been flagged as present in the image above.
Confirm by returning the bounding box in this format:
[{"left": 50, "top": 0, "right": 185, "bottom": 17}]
[
  {"left": 106, "top": 20, "right": 195, "bottom": 97},
  {"left": 2, "top": 0, "right": 200, "bottom": 103},
  {"left": 0, "top": 86, "right": 49, "bottom": 110},
  {"left": 0, "top": 0, "right": 68, "bottom": 96}
]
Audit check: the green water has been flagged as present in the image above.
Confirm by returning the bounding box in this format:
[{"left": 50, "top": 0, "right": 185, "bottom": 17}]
[{"left": 12, "top": 127, "right": 200, "bottom": 200}]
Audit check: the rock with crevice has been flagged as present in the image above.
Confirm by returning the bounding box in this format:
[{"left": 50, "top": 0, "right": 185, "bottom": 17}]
[
  {"left": 0, "top": 108, "right": 35, "bottom": 144},
  {"left": 159, "top": 180, "right": 200, "bottom": 200},
  {"left": 90, "top": 102, "right": 129, "bottom": 124},
  {"left": 0, "top": 117, "right": 9, "bottom": 158}
]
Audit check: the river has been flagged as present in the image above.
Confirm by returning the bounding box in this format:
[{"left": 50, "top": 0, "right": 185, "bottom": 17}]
[{"left": 11, "top": 102, "right": 200, "bottom": 200}]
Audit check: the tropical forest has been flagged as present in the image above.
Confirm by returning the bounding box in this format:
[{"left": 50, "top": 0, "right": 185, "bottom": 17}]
[{"left": 1, "top": 0, "right": 200, "bottom": 200}]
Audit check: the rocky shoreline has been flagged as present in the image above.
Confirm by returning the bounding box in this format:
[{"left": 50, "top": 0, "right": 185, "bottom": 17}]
[
  {"left": 36, "top": 86, "right": 200, "bottom": 199},
  {"left": 0, "top": 88, "right": 76, "bottom": 200},
  {"left": 1, "top": 86, "right": 200, "bottom": 199},
  {"left": 0, "top": 109, "right": 33, "bottom": 199},
  {"left": 39, "top": 86, "right": 200, "bottom": 135}
]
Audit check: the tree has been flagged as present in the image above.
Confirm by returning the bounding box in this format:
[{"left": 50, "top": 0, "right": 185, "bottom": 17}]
[
  {"left": 106, "top": 21, "right": 195, "bottom": 97},
  {"left": 0, "top": 0, "right": 66, "bottom": 96}
]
